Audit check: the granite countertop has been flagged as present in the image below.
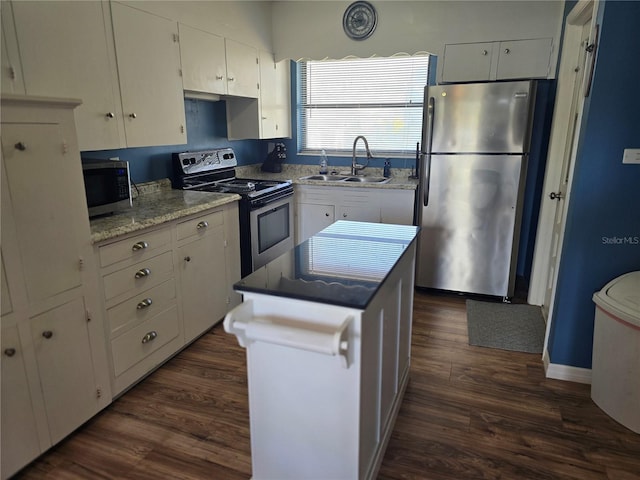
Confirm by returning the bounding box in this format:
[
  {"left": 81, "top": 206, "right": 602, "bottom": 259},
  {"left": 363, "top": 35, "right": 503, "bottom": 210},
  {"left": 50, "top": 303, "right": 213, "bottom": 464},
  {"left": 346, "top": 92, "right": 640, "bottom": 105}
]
[
  {"left": 90, "top": 180, "right": 240, "bottom": 243},
  {"left": 236, "top": 164, "right": 419, "bottom": 190},
  {"left": 234, "top": 220, "right": 420, "bottom": 309}
]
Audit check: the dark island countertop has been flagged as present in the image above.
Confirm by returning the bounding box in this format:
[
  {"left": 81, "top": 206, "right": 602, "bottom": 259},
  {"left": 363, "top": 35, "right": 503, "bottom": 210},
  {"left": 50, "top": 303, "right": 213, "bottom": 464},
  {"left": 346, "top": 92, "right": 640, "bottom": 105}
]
[{"left": 234, "top": 220, "right": 420, "bottom": 309}]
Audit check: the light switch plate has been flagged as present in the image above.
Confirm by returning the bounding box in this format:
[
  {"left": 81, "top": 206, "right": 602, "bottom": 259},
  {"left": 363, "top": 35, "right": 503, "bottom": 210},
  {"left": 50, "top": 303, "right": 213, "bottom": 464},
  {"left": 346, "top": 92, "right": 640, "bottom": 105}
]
[{"left": 622, "top": 148, "right": 640, "bottom": 164}]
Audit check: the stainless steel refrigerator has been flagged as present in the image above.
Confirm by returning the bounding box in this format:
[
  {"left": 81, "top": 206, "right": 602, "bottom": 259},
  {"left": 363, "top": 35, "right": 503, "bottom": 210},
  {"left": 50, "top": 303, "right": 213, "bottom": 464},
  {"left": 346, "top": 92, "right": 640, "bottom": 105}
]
[{"left": 416, "top": 80, "right": 536, "bottom": 299}]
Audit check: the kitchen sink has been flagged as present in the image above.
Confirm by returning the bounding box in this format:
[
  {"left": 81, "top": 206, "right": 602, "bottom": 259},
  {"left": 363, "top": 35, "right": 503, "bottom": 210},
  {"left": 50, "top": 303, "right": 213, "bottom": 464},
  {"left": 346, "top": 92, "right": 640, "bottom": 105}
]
[
  {"left": 299, "top": 174, "right": 348, "bottom": 181},
  {"left": 343, "top": 176, "right": 390, "bottom": 183},
  {"left": 299, "top": 175, "right": 390, "bottom": 184}
]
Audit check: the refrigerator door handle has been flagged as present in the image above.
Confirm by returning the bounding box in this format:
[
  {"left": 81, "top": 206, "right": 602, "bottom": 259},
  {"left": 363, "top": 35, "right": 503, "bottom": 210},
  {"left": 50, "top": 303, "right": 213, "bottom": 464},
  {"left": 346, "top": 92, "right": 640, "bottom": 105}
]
[{"left": 422, "top": 96, "right": 435, "bottom": 206}]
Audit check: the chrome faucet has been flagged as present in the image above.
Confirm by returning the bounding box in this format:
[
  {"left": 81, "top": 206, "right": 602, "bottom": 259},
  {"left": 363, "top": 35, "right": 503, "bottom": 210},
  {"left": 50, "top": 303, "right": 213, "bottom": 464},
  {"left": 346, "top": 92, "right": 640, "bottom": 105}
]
[{"left": 351, "top": 135, "right": 373, "bottom": 176}]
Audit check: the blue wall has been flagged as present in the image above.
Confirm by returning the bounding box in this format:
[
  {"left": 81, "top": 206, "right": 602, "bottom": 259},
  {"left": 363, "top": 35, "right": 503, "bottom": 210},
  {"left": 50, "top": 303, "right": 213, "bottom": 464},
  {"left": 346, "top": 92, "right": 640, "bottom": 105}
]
[
  {"left": 548, "top": 0, "right": 640, "bottom": 369},
  {"left": 82, "top": 99, "right": 266, "bottom": 185}
]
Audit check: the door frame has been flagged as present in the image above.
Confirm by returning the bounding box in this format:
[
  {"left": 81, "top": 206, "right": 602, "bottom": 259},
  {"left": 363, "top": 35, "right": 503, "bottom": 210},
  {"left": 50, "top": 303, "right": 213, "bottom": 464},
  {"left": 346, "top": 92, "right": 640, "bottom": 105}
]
[{"left": 528, "top": 0, "right": 597, "bottom": 334}]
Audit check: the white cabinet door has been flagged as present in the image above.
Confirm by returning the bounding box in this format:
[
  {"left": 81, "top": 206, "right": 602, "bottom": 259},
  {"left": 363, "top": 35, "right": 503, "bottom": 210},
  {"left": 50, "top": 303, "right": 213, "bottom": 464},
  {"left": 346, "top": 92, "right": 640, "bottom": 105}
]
[
  {"left": 1, "top": 123, "right": 86, "bottom": 304},
  {"left": 338, "top": 205, "right": 380, "bottom": 223},
  {"left": 11, "top": 1, "right": 123, "bottom": 151},
  {"left": 179, "top": 23, "right": 227, "bottom": 95},
  {"left": 259, "top": 51, "right": 291, "bottom": 139},
  {"left": 298, "top": 203, "right": 335, "bottom": 244},
  {"left": 442, "top": 42, "right": 494, "bottom": 82},
  {"left": 30, "top": 297, "right": 99, "bottom": 445},
  {"left": 496, "top": 38, "right": 553, "bottom": 80},
  {"left": 225, "top": 38, "right": 259, "bottom": 98},
  {"left": 380, "top": 190, "right": 415, "bottom": 225},
  {"left": 177, "top": 212, "right": 228, "bottom": 342},
  {"left": 1, "top": 4, "right": 25, "bottom": 95},
  {"left": 111, "top": 2, "right": 186, "bottom": 148},
  {"left": 1, "top": 325, "right": 42, "bottom": 480},
  {"left": 442, "top": 38, "right": 553, "bottom": 83}
]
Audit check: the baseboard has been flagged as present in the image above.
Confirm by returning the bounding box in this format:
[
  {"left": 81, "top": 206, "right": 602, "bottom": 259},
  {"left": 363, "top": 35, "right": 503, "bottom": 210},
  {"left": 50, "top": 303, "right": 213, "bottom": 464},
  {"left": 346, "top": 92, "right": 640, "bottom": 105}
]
[{"left": 543, "top": 348, "right": 592, "bottom": 384}]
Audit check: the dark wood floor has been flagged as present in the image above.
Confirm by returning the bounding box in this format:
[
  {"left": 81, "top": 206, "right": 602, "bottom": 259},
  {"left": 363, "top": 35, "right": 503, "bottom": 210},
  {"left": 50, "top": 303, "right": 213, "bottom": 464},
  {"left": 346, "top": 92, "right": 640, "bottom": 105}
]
[{"left": 14, "top": 289, "right": 640, "bottom": 479}]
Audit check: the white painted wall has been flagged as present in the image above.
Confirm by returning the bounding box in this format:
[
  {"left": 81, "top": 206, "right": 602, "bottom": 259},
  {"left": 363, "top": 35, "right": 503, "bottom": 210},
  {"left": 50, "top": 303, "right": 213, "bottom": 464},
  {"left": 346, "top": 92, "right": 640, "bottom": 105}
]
[
  {"left": 272, "top": 1, "right": 565, "bottom": 79},
  {"left": 119, "top": 1, "right": 273, "bottom": 51}
]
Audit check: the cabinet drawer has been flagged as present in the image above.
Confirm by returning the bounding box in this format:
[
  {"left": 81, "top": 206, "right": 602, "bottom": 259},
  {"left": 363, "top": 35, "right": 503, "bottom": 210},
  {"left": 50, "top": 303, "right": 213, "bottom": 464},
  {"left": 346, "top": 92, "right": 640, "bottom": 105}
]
[
  {"left": 99, "top": 228, "right": 171, "bottom": 268},
  {"left": 107, "top": 279, "right": 177, "bottom": 338},
  {"left": 103, "top": 251, "right": 174, "bottom": 302},
  {"left": 176, "top": 210, "right": 224, "bottom": 241},
  {"left": 110, "top": 304, "right": 180, "bottom": 377}
]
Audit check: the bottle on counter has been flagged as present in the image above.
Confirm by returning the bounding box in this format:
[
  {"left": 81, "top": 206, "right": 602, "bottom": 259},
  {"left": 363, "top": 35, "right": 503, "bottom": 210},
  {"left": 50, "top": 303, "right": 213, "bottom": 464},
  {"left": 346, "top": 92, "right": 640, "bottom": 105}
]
[
  {"left": 319, "top": 150, "right": 329, "bottom": 174},
  {"left": 383, "top": 159, "right": 391, "bottom": 178}
]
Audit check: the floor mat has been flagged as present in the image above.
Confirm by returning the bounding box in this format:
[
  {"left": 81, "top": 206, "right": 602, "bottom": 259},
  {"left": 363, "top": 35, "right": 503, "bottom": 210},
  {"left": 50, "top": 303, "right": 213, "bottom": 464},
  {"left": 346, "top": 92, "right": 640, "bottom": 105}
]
[{"left": 466, "top": 299, "right": 545, "bottom": 353}]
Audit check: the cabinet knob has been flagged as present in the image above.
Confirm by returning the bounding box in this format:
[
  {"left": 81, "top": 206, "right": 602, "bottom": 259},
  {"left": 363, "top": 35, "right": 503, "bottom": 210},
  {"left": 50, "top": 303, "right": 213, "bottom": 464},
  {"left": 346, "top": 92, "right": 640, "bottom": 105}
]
[
  {"left": 137, "top": 298, "right": 153, "bottom": 309},
  {"left": 42, "top": 331, "right": 53, "bottom": 339},
  {"left": 4, "top": 348, "right": 16, "bottom": 357},
  {"left": 14, "top": 142, "right": 26, "bottom": 151},
  {"left": 196, "top": 221, "right": 208, "bottom": 230},
  {"left": 132, "top": 241, "right": 148, "bottom": 251},
  {"left": 129, "top": 113, "right": 137, "bottom": 119},
  {"left": 504, "top": 48, "right": 510, "bottom": 54},
  {"left": 106, "top": 112, "right": 115, "bottom": 118},
  {"left": 325, "top": 213, "right": 330, "bottom": 217},
  {"left": 343, "top": 213, "right": 348, "bottom": 218},
  {"left": 481, "top": 49, "right": 488, "bottom": 56},
  {"left": 141, "top": 331, "right": 158, "bottom": 344},
  {"left": 134, "top": 267, "right": 151, "bottom": 279},
  {"left": 184, "top": 256, "right": 191, "bottom": 262},
  {"left": 216, "top": 75, "right": 224, "bottom": 80},
  {"left": 227, "top": 77, "right": 235, "bottom": 82}
]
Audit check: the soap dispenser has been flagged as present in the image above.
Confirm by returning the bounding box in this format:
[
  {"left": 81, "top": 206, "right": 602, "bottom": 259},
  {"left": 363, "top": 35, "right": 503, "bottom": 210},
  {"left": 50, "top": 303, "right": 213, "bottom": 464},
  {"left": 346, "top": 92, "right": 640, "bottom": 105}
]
[
  {"left": 383, "top": 159, "right": 391, "bottom": 178},
  {"left": 319, "top": 150, "right": 329, "bottom": 174}
]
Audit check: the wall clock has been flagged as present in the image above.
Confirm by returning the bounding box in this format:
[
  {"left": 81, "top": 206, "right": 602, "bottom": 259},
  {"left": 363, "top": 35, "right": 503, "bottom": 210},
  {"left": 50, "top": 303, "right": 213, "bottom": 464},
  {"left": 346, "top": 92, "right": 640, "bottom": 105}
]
[{"left": 343, "top": 1, "right": 378, "bottom": 41}]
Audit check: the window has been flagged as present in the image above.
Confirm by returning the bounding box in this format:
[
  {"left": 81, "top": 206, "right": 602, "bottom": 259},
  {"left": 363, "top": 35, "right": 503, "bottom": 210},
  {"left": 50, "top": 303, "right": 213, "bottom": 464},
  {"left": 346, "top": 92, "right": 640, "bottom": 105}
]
[{"left": 299, "top": 55, "right": 430, "bottom": 156}]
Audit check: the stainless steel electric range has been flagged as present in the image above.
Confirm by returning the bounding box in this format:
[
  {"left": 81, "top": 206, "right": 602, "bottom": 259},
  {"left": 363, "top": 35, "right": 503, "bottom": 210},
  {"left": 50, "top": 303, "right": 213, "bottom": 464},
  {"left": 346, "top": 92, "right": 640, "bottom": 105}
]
[{"left": 172, "top": 148, "right": 294, "bottom": 277}]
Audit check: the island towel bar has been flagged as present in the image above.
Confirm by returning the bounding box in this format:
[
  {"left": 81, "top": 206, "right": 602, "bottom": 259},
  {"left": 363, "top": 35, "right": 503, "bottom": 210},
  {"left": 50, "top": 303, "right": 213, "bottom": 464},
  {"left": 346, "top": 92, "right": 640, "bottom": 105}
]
[{"left": 224, "top": 300, "right": 352, "bottom": 368}]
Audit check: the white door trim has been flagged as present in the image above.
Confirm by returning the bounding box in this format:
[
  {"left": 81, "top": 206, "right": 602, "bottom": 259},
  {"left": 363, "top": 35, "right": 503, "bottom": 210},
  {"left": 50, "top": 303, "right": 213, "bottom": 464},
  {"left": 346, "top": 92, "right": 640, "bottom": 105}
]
[{"left": 529, "top": 0, "right": 597, "bottom": 307}]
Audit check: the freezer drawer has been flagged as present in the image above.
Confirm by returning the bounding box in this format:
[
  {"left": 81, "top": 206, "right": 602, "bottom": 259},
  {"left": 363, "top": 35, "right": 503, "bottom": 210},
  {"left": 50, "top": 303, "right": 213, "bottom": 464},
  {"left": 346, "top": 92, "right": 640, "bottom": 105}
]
[{"left": 415, "top": 154, "right": 526, "bottom": 297}]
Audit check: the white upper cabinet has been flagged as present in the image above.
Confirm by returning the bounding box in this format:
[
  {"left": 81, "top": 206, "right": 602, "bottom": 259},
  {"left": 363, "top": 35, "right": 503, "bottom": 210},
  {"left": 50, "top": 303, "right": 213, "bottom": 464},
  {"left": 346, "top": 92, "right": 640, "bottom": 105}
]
[
  {"left": 441, "top": 38, "right": 553, "bottom": 83},
  {"left": 178, "top": 23, "right": 227, "bottom": 96},
  {"left": 1, "top": 3, "right": 25, "bottom": 95},
  {"left": 495, "top": 38, "right": 554, "bottom": 80},
  {"left": 225, "top": 38, "right": 259, "bottom": 98},
  {"left": 10, "top": 1, "right": 122, "bottom": 150},
  {"left": 441, "top": 42, "right": 495, "bottom": 83},
  {"left": 259, "top": 51, "right": 291, "bottom": 139},
  {"left": 111, "top": 2, "right": 186, "bottom": 148}
]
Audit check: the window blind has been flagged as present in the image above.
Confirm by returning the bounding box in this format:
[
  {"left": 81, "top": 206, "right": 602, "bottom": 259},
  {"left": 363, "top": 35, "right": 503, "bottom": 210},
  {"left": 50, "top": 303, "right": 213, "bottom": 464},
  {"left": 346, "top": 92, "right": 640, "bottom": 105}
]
[{"left": 299, "top": 55, "right": 430, "bottom": 156}]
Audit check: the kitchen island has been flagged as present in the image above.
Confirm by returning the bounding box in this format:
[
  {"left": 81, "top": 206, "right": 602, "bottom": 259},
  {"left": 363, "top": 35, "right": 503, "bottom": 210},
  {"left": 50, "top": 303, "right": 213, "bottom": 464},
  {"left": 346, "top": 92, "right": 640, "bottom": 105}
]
[{"left": 224, "top": 220, "right": 420, "bottom": 480}]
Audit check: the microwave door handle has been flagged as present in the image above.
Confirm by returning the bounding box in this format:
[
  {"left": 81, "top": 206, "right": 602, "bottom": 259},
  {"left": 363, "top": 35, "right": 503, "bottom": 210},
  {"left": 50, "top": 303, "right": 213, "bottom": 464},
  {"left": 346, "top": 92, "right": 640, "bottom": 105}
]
[{"left": 422, "top": 96, "right": 435, "bottom": 207}]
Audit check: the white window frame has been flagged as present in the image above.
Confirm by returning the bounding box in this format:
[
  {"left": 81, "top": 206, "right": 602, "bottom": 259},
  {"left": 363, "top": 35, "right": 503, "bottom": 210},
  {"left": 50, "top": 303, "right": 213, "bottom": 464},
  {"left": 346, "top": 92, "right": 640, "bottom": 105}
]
[{"left": 298, "top": 55, "right": 430, "bottom": 157}]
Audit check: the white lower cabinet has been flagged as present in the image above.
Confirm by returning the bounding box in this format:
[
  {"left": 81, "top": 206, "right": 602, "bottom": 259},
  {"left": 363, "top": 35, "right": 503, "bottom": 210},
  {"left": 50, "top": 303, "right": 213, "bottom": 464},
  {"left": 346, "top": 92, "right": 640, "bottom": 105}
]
[
  {"left": 295, "top": 185, "right": 415, "bottom": 244},
  {"left": 1, "top": 96, "right": 111, "bottom": 480},
  {"left": 177, "top": 210, "right": 229, "bottom": 342},
  {"left": 97, "top": 203, "right": 241, "bottom": 396},
  {"left": 1, "top": 325, "right": 42, "bottom": 478},
  {"left": 225, "top": 232, "right": 417, "bottom": 479}
]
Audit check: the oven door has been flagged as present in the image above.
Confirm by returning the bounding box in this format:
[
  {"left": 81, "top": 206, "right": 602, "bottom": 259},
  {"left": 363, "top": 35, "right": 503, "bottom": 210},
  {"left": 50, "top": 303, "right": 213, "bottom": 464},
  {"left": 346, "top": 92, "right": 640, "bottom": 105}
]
[{"left": 249, "top": 194, "right": 294, "bottom": 273}]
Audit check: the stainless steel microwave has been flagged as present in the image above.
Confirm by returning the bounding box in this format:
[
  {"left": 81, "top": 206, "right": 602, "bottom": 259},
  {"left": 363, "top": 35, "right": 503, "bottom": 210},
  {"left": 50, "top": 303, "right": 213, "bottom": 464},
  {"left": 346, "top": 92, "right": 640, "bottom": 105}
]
[{"left": 81, "top": 159, "right": 132, "bottom": 218}]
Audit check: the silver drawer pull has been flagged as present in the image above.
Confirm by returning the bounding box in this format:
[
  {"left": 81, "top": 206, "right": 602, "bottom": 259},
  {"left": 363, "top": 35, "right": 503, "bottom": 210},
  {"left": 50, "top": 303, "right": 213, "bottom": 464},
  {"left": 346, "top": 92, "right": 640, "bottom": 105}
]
[
  {"left": 132, "top": 241, "right": 148, "bottom": 251},
  {"left": 196, "top": 221, "right": 209, "bottom": 230},
  {"left": 141, "top": 331, "right": 157, "bottom": 344},
  {"left": 4, "top": 348, "right": 16, "bottom": 357},
  {"left": 134, "top": 268, "right": 151, "bottom": 279},
  {"left": 137, "top": 298, "right": 153, "bottom": 309}
]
